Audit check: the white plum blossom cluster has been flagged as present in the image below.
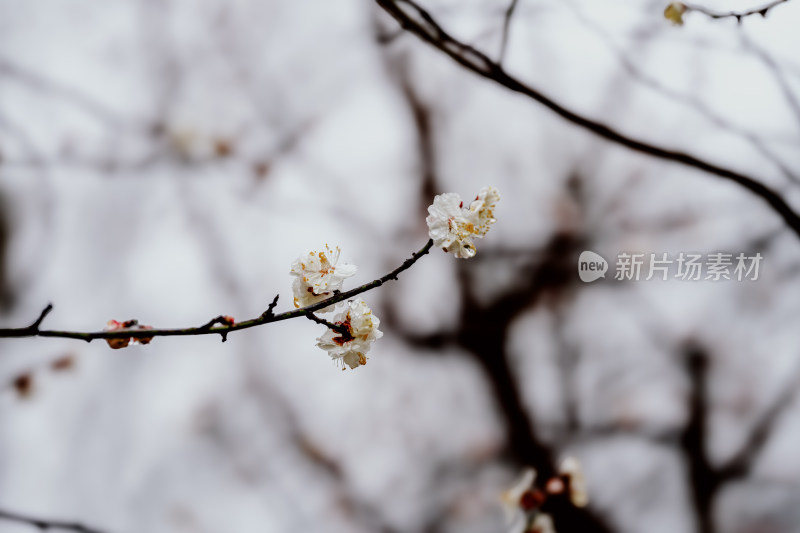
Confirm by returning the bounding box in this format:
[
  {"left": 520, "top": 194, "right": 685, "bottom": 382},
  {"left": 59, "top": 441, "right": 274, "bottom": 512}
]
[
  {"left": 290, "top": 245, "right": 357, "bottom": 311},
  {"left": 426, "top": 186, "right": 500, "bottom": 258},
  {"left": 290, "top": 246, "right": 381, "bottom": 370},
  {"left": 292, "top": 188, "right": 499, "bottom": 369},
  {"left": 502, "top": 458, "right": 588, "bottom": 533}
]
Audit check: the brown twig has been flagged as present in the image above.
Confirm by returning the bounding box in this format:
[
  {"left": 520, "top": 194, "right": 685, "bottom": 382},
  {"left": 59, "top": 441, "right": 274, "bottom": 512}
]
[
  {"left": 305, "top": 312, "right": 350, "bottom": 336},
  {"left": 0, "top": 240, "right": 434, "bottom": 344}
]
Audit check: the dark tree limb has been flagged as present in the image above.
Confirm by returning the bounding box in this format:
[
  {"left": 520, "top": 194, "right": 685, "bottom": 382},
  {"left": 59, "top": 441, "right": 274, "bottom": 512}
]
[
  {"left": 374, "top": 0, "right": 800, "bottom": 240},
  {"left": 680, "top": 350, "right": 717, "bottom": 533}
]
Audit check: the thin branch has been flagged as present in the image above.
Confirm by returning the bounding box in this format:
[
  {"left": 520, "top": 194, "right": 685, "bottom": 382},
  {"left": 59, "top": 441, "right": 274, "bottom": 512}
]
[
  {"left": 0, "top": 303, "right": 54, "bottom": 338},
  {"left": 685, "top": 0, "right": 792, "bottom": 22},
  {"left": 305, "top": 312, "right": 350, "bottom": 336},
  {"left": 0, "top": 508, "right": 106, "bottom": 533},
  {"left": 0, "top": 240, "right": 434, "bottom": 344},
  {"left": 199, "top": 315, "right": 235, "bottom": 331},
  {"left": 260, "top": 294, "right": 280, "bottom": 319},
  {"left": 31, "top": 303, "right": 54, "bottom": 330},
  {"left": 498, "top": 0, "right": 520, "bottom": 63},
  {"left": 374, "top": 0, "right": 800, "bottom": 239}
]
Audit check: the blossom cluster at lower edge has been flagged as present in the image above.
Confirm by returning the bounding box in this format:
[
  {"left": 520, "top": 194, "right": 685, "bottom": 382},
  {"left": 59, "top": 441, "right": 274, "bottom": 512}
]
[
  {"left": 316, "top": 298, "right": 383, "bottom": 370},
  {"left": 502, "top": 457, "right": 588, "bottom": 533}
]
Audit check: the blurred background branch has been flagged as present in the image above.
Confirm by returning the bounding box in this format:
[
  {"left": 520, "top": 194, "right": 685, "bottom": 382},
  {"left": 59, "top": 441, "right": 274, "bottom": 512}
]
[{"left": 374, "top": 0, "right": 800, "bottom": 240}]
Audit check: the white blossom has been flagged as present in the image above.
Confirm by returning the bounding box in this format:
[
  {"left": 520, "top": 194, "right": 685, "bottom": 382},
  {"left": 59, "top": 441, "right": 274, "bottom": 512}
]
[
  {"left": 501, "top": 467, "right": 537, "bottom": 521},
  {"left": 529, "top": 513, "right": 556, "bottom": 533},
  {"left": 501, "top": 467, "right": 561, "bottom": 533},
  {"left": 316, "top": 299, "right": 383, "bottom": 369},
  {"left": 467, "top": 185, "right": 500, "bottom": 237},
  {"left": 426, "top": 187, "right": 500, "bottom": 258},
  {"left": 560, "top": 456, "right": 588, "bottom": 508},
  {"left": 290, "top": 245, "right": 357, "bottom": 312}
]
